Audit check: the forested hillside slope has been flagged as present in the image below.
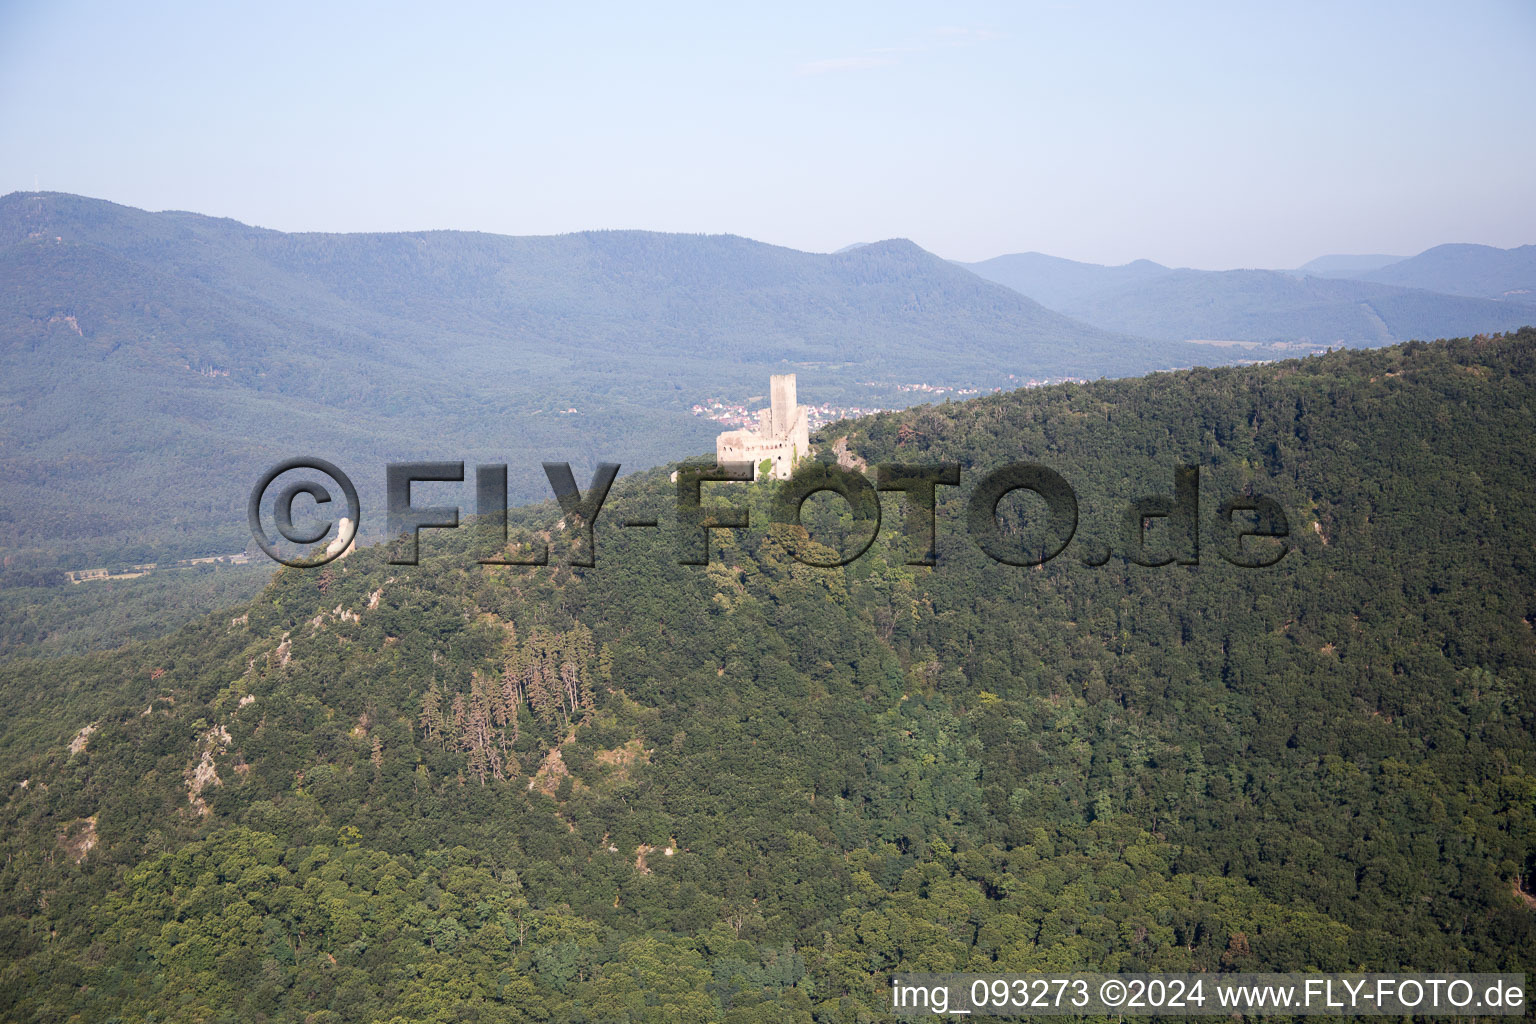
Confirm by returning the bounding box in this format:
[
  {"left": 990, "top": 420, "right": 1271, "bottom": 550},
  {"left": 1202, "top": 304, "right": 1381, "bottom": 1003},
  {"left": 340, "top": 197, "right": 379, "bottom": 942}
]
[{"left": 1, "top": 332, "right": 1533, "bottom": 1022}]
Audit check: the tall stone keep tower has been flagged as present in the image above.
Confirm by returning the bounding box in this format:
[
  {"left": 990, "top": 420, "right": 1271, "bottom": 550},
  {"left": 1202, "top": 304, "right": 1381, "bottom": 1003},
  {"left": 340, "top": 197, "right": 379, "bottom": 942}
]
[
  {"left": 716, "top": 373, "right": 811, "bottom": 480},
  {"left": 770, "top": 374, "right": 795, "bottom": 436}
]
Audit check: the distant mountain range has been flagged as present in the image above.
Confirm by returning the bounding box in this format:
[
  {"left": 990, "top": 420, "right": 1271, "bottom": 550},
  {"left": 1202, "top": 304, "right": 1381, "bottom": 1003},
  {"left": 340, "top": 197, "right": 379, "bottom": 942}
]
[
  {"left": 5, "top": 191, "right": 1533, "bottom": 567},
  {"left": 0, "top": 192, "right": 1192, "bottom": 566},
  {"left": 951, "top": 252, "right": 1173, "bottom": 310},
  {"left": 1347, "top": 243, "right": 1536, "bottom": 300},
  {"left": 1293, "top": 253, "right": 1402, "bottom": 276},
  {"left": 963, "top": 245, "right": 1536, "bottom": 344}
]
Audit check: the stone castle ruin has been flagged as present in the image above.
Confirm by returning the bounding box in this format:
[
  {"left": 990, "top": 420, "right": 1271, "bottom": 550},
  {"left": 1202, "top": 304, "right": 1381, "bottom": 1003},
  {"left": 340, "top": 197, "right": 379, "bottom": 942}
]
[{"left": 716, "top": 374, "right": 811, "bottom": 480}]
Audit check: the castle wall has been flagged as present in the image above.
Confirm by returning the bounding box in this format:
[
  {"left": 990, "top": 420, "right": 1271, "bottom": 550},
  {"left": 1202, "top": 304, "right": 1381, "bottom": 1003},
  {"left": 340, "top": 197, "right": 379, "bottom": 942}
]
[{"left": 715, "top": 373, "right": 810, "bottom": 480}]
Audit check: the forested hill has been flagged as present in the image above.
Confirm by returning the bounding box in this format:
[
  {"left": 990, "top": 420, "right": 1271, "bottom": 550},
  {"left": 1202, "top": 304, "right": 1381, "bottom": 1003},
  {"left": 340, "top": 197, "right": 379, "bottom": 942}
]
[
  {"left": 1, "top": 191, "right": 1196, "bottom": 567},
  {"left": 964, "top": 251, "right": 1536, "bottom": 345},
  {"left": 2, "top": 332, "right": 1534, "bottom": 1022},
  {"left": 2, "top": 192, "right": 1155, "bottom": 376},
  {"left": 1353, "top": 243, "right": 1536, "bottom": 300}
]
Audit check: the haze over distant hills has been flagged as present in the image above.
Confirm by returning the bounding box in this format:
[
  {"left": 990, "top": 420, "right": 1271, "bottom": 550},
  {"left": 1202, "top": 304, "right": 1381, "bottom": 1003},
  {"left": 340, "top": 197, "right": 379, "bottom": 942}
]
[
  {"left": 964, "top": 244, "right": 1536, "bottom": 344},
  {"left": 1349, "top": 243, "right": 1536, "bottom": 300},
  {"left": 952, "top": 252, "right": 1173, "bottom": 310},
  {"left": 1294, "top": 253, "right": 1402, "bottom": 276},
  {"left": 0, "top": 192, "right": 1191, "bottom": 566}
]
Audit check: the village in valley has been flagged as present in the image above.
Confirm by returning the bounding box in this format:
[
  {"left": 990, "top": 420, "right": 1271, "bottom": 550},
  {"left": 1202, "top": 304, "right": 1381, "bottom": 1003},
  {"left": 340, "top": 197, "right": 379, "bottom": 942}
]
[{"left": 691, "top": 373, "right": 1086, "bottom": 434}]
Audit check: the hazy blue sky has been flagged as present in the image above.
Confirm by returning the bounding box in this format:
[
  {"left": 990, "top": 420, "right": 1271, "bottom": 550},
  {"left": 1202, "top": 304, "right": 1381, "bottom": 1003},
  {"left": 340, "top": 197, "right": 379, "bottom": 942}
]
[{"left": 2, "top": 1, "right": 1533, "bottom": 268}]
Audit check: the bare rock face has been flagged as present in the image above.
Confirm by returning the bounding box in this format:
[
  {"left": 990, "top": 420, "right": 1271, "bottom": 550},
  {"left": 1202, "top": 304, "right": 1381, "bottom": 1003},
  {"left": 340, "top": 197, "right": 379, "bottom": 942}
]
[
  {"left": 68, "top": 723, "right": 98, "bottom": 756},
  {"left": 186, "top": 725, "right": 232, "bottom": 816},
  {"left": 59, "top": 816, "right": 98, "bottom": 863},
  {"left": 527, "top": 747, "right": 570, "bottom": 795},
  {"left": 832, "top": 435, "right": 867, "bottom": 471}
]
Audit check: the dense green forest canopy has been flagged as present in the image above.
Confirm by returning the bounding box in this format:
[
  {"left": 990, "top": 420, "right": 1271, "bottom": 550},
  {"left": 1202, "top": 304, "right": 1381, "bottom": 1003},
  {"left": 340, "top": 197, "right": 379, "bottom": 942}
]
[
  {"left": 0, "top": 563, "right": 272, "bottom": 661},
  {"left": 1, "top": 332, "right": 1533, "bottom": 1022}
]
